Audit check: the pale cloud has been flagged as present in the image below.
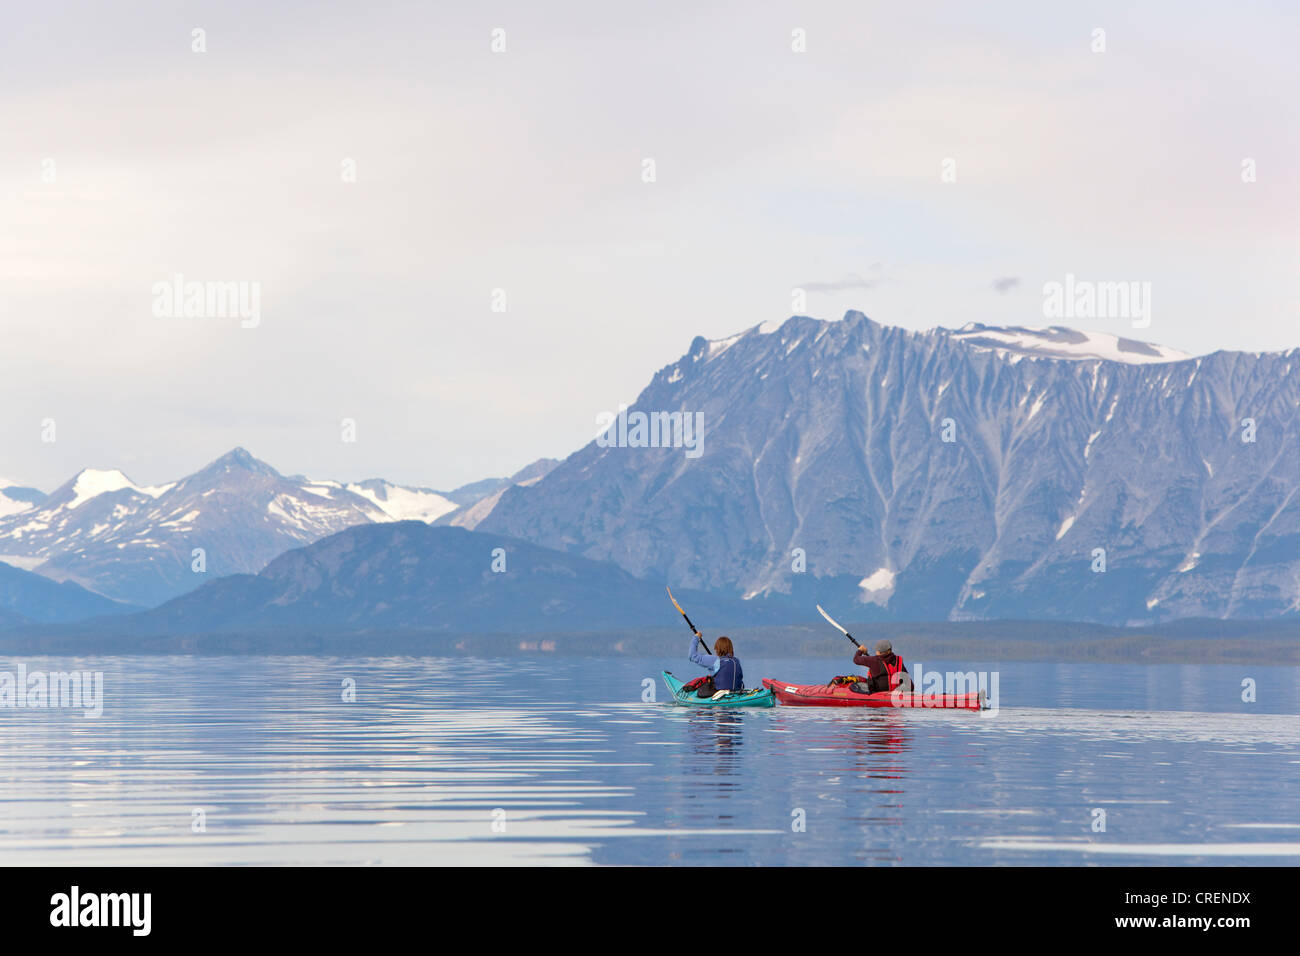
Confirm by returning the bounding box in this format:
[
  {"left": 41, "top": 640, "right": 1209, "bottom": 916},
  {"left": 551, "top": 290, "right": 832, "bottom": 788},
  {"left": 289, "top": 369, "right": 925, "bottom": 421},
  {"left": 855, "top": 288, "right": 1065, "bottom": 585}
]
[{"left": 1, "top": 1, "right": 1295, "bottom": 490}]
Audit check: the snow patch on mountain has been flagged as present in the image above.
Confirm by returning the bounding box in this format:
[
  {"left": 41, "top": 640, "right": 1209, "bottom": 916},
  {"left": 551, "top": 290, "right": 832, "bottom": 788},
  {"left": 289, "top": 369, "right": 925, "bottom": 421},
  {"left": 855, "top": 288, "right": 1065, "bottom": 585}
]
[
  {"left": 66, "top": 470, "right": 170, "bottom": 509},
  {"left": 949, "top": 323, "right": 1191, "bottom": 364},
  {"left": 705, "top": 317, "right": 793, "bottom": 359},
  {"left": 707, "top": 333, "right": 744, "bottom": 359},
  {"left": 858, "top": 568, "right": 896, "bottom": 606},
  {"left": 0, "top": 495, "right": 34, "bottom": 519},
  {"left": 344, "top": 482, "right": 458, "bottom": 522}
]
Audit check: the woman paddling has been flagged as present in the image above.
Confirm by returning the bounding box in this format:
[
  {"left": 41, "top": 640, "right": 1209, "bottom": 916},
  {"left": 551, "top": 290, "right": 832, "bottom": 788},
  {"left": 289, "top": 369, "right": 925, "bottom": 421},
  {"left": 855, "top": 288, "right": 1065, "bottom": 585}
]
[{"left": 690, "top": 635, "right": 745, "bottom": 692}]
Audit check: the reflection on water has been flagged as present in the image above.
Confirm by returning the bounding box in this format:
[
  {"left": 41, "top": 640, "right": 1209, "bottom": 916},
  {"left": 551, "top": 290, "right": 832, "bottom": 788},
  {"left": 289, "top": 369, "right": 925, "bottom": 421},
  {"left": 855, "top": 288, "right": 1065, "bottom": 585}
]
[{"left": 0, "top": 656, "right": 1296, "bottom": 865}]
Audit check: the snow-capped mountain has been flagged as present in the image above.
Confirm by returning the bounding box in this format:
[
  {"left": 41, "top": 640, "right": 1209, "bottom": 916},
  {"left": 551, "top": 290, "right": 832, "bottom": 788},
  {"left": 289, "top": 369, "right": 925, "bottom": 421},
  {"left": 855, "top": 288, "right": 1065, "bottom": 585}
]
[
  {"left": 0, "top": 448, "right": 465, "bottom": 606},
  {"left": 475, "top": 312, "right": 1300, "bottom": 625}
]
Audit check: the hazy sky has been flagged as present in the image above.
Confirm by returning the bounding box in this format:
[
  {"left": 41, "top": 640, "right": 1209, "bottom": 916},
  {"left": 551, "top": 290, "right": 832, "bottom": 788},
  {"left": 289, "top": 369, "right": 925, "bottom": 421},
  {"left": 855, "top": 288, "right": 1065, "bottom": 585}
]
[{"left": 3, "top": 1, "right": 1297, "bottom": 491}]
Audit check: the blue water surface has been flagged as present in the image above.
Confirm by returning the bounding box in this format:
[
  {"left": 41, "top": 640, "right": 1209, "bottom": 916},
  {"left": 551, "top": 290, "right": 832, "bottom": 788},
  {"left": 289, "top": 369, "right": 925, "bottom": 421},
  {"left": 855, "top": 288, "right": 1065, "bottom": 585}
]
[{"left": 0, "top": 656, "right": 1296, "bottom": 865}]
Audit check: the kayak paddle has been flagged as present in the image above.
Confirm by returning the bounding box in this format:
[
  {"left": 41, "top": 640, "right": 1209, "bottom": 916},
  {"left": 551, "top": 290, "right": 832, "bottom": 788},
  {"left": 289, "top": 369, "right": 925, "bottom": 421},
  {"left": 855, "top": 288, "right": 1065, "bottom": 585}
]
[
  {"left": 667, "top": 586, "right": 712, "bottom": 657},
  {"left": 816, "top": 604, "right": 864, "bottom": 651}
]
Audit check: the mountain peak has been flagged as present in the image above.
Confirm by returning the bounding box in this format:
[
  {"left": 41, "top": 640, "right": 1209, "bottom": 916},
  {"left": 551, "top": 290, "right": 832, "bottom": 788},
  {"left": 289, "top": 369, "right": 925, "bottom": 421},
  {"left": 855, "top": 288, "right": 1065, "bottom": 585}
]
[
  {"left": 201, "top": 447, "right": 281, "bottom": 478},
  {"left": 508, "top": 457, "right": 561, "bottom": 486},
  {"left": 697, "top": 312, "right": 884, "bottom": 362},
  {"left": 66, "top": 468, "right": 167, "bottom": 508}
]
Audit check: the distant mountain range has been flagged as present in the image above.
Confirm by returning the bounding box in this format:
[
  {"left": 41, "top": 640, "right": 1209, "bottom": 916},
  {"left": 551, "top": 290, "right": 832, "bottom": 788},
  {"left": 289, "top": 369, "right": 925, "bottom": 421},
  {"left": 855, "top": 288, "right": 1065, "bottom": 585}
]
[
  {"left": 0, "top": 561, "right": 134, "bottom": 626},
  {"left": 4, "top": 313, "right": 1298, "bottom": 634},
  {"left": 100, "top": 522, "right": 777, "bottom": 636},
  {"left": 0, "top": 450, "right": 557, "bottom": 606},
  {"left": 474, "top": 313, "right": 1300, "bottom": 626}
]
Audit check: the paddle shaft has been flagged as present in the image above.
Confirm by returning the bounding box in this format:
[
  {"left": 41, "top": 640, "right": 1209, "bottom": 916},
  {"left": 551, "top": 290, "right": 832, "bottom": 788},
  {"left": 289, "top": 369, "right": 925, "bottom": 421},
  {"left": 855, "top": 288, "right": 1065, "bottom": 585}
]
[
  {"left": 667, "top": 587, "right": 712, "bottom": 656},
  {"left": 684, "top": 612, "right": 712, "bottom": 657}
]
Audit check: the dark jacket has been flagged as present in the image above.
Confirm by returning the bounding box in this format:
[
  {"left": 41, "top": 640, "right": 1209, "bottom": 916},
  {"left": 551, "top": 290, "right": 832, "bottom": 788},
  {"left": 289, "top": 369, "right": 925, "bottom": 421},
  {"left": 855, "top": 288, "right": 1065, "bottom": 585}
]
[{"left": 852, "top": 650, "right": 909, "bottom": 694}]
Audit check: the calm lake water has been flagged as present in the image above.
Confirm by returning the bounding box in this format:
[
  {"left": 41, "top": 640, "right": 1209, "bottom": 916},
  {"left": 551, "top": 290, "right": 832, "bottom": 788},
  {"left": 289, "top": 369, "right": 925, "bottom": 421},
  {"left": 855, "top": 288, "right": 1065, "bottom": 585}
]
[{"left": 1, "top": 655, "right": 1298, "bottom": 866}]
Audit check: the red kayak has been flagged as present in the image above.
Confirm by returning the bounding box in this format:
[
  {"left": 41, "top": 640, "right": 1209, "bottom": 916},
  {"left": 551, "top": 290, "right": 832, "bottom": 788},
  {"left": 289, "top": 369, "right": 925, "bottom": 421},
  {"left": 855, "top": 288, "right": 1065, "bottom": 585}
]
[{"left": 761, "top": 678, "right": 986, "bottom": 710}]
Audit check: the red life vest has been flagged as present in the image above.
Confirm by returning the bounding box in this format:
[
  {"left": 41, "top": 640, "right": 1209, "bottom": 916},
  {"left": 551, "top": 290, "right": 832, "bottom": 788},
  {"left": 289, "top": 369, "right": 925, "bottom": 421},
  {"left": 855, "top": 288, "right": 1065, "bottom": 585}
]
[{"left": 883, "top": 654, "right": 907, "bottom": 687}]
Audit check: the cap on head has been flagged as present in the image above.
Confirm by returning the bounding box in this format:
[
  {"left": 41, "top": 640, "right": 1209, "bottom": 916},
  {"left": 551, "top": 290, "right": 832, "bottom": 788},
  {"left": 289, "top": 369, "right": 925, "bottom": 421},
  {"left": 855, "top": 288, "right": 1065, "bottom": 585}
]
[{"left": 874, "top": 639, "right": 893, "bottom": 656}]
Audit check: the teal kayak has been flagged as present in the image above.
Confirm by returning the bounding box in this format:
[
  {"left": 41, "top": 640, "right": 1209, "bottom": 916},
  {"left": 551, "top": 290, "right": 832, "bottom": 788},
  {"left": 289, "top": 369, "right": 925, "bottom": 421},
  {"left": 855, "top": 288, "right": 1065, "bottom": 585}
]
[{"left": 661, "top": 671, "right": 776, "bottom": 708}]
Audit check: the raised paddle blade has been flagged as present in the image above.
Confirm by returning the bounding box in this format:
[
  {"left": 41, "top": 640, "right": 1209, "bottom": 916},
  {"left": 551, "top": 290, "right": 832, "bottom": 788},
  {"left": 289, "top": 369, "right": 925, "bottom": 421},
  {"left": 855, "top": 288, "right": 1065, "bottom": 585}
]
[
  {"left": 668, "top": 586, "right": 708, "bottom": 651},
  {"left": 816, "top": 604, "right": 860, "bottom": 648},
  {"left": 816, "top": 604, "right": 849, "bottom": 635}
]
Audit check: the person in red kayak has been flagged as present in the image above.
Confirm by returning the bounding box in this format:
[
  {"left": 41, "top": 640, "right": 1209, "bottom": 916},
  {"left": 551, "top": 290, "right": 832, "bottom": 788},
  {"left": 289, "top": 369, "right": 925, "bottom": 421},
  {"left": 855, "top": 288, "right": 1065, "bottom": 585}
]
[{"left": 852, "top": 639, "right": 913, "bottom": 694}]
